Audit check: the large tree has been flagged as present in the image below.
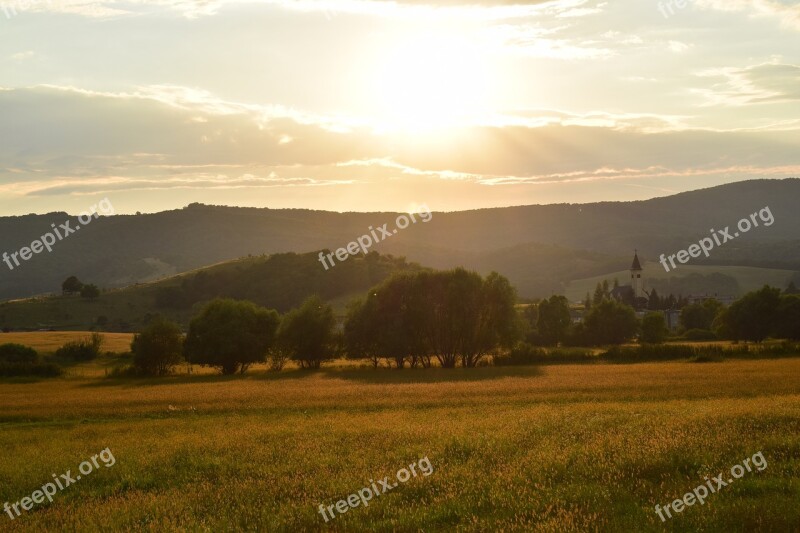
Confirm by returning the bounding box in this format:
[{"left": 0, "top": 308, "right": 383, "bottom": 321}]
[
  {"left": 536, "top": 295, "right": 571, "bottom": 346},
  {"left": 718, "top": 286, "right": 781, "bottom": 342},
  {"left": 640, "top": 312, "right": 668, "bottom": 344},
  {"left": 680, "top": 299, "right": 723, "bottom": 331},
  {"left": 343, "top": 269, "right": 519, "bottom": 369},
  {"left": 277, "top": 295, "right": 336, "bottom": 369},
  {"left": 131, "top": 318, "right": 184, "bottom": 376},
  {"left": 184, "top": 299, "right": 280, "bottom": 374},
  {"left": 583, "top": 299, "right": 639, "bottom": 345}
]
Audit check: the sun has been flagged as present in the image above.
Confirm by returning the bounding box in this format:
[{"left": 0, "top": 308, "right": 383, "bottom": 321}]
[{"left": 370, "top": 32, "right": 493, "bottom": 133}]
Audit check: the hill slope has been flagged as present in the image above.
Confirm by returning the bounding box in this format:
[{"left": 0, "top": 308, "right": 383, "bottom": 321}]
[{"left": 1, "top": 178, "right": 798, "bottom": 300}]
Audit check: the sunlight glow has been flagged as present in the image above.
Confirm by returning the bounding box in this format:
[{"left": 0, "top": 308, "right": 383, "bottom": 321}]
[{"left": 371, "top": 32, "right": 494, "bottom": 133}]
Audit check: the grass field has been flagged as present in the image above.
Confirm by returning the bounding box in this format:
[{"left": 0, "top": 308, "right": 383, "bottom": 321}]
[
  {"left": 0, "top": 331, "right": 134, "bottom": 355},
  {"left": 1, "top": 358, "right": 799, "bottom": 532}
]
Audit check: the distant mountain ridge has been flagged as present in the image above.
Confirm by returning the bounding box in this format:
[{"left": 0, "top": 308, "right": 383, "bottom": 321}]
[{"left": 0, "top": 178, "right": 798, "bottom": 300}]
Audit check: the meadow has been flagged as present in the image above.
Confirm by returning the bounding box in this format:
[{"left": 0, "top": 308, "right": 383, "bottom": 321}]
[{"left": 1, "top": 356, "right": 799, "bottom": 532}]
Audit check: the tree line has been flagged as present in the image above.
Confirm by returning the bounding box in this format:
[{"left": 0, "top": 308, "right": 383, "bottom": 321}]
[{"left": 129, "top": 269, "right": 800, "bottom": 375}]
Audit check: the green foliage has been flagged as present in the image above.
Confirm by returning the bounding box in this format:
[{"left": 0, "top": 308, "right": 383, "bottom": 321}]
[
  {"left": 184, "top": 299, "right": 280, "bottom": 374},
  {"left": 680, "top": 299, "right": 723, "bottom": 331},
  {"left": 683, "top": 328, "right": 717, "bottom": 341},
  {"left": 493, "top": 343, "right": 594, "bottom": 366},
  {"left": 55, "top": 333, "right": 104, "bottom": 361},
  {"left": 603, "top": 344, "right": 700, "bottom": 362},
  {"left": 61, "top": 275, "right": 83, "bottom": 295},
  {"left": 0, "top": 343, "right": 39, "bottom": 364},
  {"left": 277, "top": 296, "right": 336, "bottom": 370},
  {"left": 131, "top": 318, "right": 184, "bottom": 376},
  {"left": 776, "top": 295, "right": 800, "bottom": 340},
  {"left": 343, "top": 269, "right": 519, "bottom": 369},
  {"left": 80, "top": 283, "right": 101, "bottom": 299},
  {"left": 536, "top": 295, "right": 571, "bottom": 346},
  {"left": 640, "top": 312, "right": 668, "bottom": 344},
  {"left": 154, "top": 251, "right": 419, "bottom": 313},
  {"left": 0, "top": 342, "right": 63, "bottom": 377},
  {"left": 583, "top": 299, "right": 639, "bottom": 345},
  {"left": 718, "top": 286, "right": 782, "bottom": 342}
]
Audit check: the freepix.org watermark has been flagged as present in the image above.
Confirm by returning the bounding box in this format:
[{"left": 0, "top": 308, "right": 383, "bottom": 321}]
[
  {"left": 318, "top": 204, "right": 432, "bottom": 271},
  {"left": 654, "top": 451, "right": 767, "bottom": 522},
  {"left": 659, "top": 206, "right": 774, "bottom": 273},
  {"left": 4, "top": 448, "right": 116, "bottom": 521},
  {"left": 317, "top": 456, "right": 434, "bottom": 522},
  {"left": 658, "top": 0, "right": 695, "bottom": 19},
  {"left": 2, "top": 198, "right": 115, "bottom": 271}
]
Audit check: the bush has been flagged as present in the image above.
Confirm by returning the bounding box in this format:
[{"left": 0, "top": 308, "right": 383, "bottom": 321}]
[
  {"left": 0, "top": 343, "right": 39, "bottom": 364},
  {"left": 131, "top": 318, "right": 184, "bottom": 376},
  {"left": 602, "top": 344, "right": 698, "bottom": 362},
  {"left": 494, "top": 343, "right": 595, "bottom": 366},
  {"left": 0, "top": 362, "right": 63, "bottom": 377},
  {"left": 683, "top": 329, "right": 717, "bottom": 341},
  {"left": 55, "top": 333, "right": 104, "bottom": 361},
  {"left": 640, "top": 313, "right": 668, "bottom": 344},
  {"left": 493, "top": 343, "right": 548, "bottom": 366}
]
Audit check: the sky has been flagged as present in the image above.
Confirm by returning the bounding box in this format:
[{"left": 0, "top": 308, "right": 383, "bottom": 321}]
[{"left": 1, "top": 0, "right": 799, "bottom": 215}]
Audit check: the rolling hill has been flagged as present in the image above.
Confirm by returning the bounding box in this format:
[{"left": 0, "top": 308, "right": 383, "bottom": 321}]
[{"left": 0, "top": 178, "right": 798, "bottom": 301}]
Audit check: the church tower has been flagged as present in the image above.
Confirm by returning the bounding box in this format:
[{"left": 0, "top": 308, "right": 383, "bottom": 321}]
[{"left": 630, "top": 250, "right": 644, "bottom": 299}]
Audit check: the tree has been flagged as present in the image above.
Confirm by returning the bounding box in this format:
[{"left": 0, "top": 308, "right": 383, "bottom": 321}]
[
  {"left": 718, "top": 286, "right": 781, "bottom": 342},
  {"left": 62, "top": 276, "right": 83, "bottom": 295},
  {"left": 460, "top": 271, "right": 518, "bottom": 367},
  {"left": 583, "top": 300, "right": 639, "bottom": 345},
  {"left": 184, "top": 299, "right": 280, "bottom": 374},
  {"left": 776, "top": 295, "right": 800, "bottom": 340},
  {"left": 679, "top": 299, "right": 723, "bottom": 331},
  {"left": 785, "top": 281, "right": 800, "bottom": 295},
  {"left": 641, "top": 312, "right": 668, "bottom": 344},
  {"left": 277, "top": 296, "right": 336, "bottom": 369},
  {"left": 647, "top": 288, "right": 661, "bottom": 311},
  {"left": 131, "top": 318, "right": 184, "bottom": 376},
  {"left": 80, "top": 284, "right": 100, "bottom": 299},
  {"left": 343, "top": 296, "right": 382, "bottom": 368},
  {"left": 536, "top": 295, "right": 571, "bottom": 346}
]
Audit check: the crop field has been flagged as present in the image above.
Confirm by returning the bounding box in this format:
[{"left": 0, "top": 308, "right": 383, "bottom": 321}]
[
  {"left": 1, "top": 358, "right": 799, "bottom": 532},
  {"left": 0, "top": 332, "right": 134, "bottom": 355}
]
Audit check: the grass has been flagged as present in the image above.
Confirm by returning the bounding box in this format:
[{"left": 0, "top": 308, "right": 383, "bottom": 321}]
[
  {"left": 0, "top": 331, "right": 134, "bottom": 355},
  {"left": 0, "top": 357, "right": 798, "bottom": 531}
]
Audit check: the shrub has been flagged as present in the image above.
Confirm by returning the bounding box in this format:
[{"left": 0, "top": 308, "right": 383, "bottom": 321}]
[
  {"left": 131, "top": 318, "right": 184, "bottom": 376},
  {"left": 494, "top": 343, "right": 595, "bottom": 366},
  {"left": 683, "top": 329, "right": 717, "bottom": 341},
  {"left": 55, "top": 333, "right": 104, "bottom": 361},
  {"left": 494, "top": 343, "right": 548, "bottom": 366},
  {"left": 0, "top": 343, "right": 39, "bottom": 364}
]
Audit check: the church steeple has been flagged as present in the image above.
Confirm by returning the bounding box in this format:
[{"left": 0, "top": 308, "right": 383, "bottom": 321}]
[
  {"left": 631, "top": 250, "right": 643, "bottom": 271},
  {"left": 630, "top": 250, "right": 644, "bottom": 299}
]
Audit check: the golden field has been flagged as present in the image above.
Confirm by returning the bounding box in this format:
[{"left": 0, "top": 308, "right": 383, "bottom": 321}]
[{"left": 0, "top": 359, "right": 799, "bottom": 531}]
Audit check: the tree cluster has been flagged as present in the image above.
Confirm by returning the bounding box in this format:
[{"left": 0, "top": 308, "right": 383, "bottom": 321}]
[{"left": 345, "top": 269, "right": 518, "bottom": 368}]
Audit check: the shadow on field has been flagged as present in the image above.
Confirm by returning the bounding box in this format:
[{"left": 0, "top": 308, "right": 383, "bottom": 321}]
[
  {"left": 77, "top": 368, "right": 311, "bottom": 388},
  {"left": 317, "top": 366, "right": 544, "bottom": 384}
]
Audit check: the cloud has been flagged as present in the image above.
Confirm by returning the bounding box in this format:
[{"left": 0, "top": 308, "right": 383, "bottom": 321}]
[
  {"left": 694, "top": 0, "right": 800, "bottom": 31},
  {"left": 695, "top": 62, "right": 800, "bottom": 106},
  {"left": 1, "top": 85, "right": 799, "bottom": 199}
]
